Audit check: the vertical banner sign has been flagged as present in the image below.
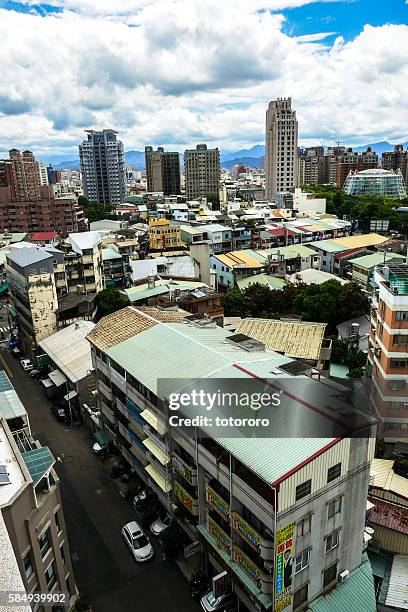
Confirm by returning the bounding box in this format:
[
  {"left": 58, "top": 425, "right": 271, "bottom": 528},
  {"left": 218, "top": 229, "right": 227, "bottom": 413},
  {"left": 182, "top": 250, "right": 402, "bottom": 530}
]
[
  {"left": 212, "top": 571, "right": 229, "bottom": 599},
  {"left": 274, "top": 523, "right": 294, "bottom": 612}
]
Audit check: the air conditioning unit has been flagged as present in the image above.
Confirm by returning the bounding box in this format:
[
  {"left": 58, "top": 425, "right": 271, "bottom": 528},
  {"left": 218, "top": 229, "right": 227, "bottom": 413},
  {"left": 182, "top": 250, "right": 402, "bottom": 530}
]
[{"left": 339, "top": 570, "right": 349, "bottom": 583}]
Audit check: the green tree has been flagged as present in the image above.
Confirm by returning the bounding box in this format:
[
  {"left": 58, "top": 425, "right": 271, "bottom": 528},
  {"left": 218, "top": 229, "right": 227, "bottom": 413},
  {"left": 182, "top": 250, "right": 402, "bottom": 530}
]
[
  {"left": 221, "top": 288, "right": 247, "bottom": 317},
  {"left": 96, "top": 288, "right": 128, "bottom": 321},
  {"left": 84, "top": 202, "right": 113, "bottom": 224},
  {"left": 336, "top": 281, "right": 370, "bottom": 322}
]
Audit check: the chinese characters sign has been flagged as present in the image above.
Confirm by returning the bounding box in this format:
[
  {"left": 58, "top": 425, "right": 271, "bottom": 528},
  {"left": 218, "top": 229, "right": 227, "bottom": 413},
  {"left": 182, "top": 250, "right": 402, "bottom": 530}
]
[{"left": 275, "top": 523, "right": 294, "bottom": 612}]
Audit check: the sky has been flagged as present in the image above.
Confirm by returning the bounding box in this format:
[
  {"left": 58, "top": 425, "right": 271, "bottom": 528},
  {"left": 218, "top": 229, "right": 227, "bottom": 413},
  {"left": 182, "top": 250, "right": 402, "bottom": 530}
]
[{"left": 0, "top": 0, "right": 407, "bottom": 161}]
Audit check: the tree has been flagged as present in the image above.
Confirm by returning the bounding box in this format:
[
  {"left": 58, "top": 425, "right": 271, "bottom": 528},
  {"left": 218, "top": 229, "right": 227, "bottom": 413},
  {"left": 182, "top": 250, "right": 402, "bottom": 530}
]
[
  {"left": 221, "top": 288, "right": 246, "bottom": 317},
  {"left": 96, "top": 288, "right": 128, "bottom": 321},
  {"left": 84, "top": 201, "right": 113, "bottom": 224},
  {"left": 336, "top": 281, "right": 370, "bottom": 322}
]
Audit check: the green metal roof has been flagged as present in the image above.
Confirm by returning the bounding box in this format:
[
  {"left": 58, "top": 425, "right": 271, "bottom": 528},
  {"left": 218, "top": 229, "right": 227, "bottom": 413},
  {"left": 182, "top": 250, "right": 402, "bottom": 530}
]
[
  {"left": 256, "top": 244, "right": 318, "bottom": 260},
  {"left": 106, "top": 322, "right": 336, "bottom": 484},
  {"left": 309, "top": 239, "right": 347, "bottom": 253},
  {"left": 125, "top": 281, "right": 205, "bottom": 303},
  {"left": 102, "top": 246, "right": 122, "bottom": 261},
  {"left": 348, "top": 252, "right": 405, "bottom": 270},
  {"left": 308, "top": 554, "right": 377, "bottom": 612},
  {"left": 22, "top": 447, "right": 55, "bottom": 485},
  {"left": 237, "top": 274, "right": 286, "bottom": 291}
]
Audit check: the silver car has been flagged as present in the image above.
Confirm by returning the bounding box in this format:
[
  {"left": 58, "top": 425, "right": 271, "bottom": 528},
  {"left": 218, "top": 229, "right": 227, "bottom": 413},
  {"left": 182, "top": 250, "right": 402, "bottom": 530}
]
[
  {"left": 150, "top": 513, "right": 172, "bottom": 536},
  {"left": 122, "top": 521, "right": 154, "bottom": 562}
]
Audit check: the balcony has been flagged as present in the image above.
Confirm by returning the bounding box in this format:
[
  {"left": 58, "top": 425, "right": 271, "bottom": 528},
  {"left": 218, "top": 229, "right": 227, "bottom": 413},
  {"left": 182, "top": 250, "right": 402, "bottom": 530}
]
[
  {"left": 172, "top": 452, "right": 197, "bottom": 486},
  {"left": 173, "top": 480, "right": 198, "bottom": 516}
]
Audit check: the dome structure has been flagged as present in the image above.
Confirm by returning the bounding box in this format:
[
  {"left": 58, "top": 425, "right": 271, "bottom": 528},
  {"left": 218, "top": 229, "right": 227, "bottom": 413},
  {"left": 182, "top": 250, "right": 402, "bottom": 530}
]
[{"left": 343, "top": 168, "right": 406, "bottom": 198}]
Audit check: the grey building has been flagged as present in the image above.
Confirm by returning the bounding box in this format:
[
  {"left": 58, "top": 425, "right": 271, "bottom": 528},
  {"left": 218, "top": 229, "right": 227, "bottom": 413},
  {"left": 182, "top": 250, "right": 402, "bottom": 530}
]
[
  {"left": 79, "top": 130, "right": 125, "bottom": 205},
  {"left": 145, "top": 147, "right": 181, "bottom": 195},
  {"left": 184, "top": 144, "right": 220, "bottom": 203},
  {"left": 265, "top": 98, "right": 298, "bottom": 199}
]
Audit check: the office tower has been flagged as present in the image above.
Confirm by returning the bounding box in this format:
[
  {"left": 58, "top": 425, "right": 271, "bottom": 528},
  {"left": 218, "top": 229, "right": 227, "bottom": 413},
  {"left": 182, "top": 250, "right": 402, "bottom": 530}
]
[
  {"left": 265, "top": 98, "right": 298, "bottom": 199},
  {"left": 336, "top": 147, "right": 378, "bottom": 188},
  {"left": 184, "top": 144, "right": 220, "bottom": 202},
  {"left": 145, "top": 146, "right": 181, "bottom": 195},
  {"left": 79, "top": 129, "right": 125, "bottom": 205}
]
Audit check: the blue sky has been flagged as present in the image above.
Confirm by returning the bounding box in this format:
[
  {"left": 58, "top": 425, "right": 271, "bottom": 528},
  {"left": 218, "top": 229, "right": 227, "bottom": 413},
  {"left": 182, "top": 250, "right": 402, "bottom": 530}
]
[
  {"left": 281, "top": 0, "right": 408, "bottom": 41},
  {"left": 0, "top": 0, "right": 407, "bottom": 159}
]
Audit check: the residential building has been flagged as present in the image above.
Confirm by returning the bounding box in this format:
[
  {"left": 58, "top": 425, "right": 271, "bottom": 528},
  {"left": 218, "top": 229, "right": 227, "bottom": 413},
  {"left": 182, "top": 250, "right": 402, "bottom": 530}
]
[
  {"left": 184, "top": 144, "right": 221, "bottom": 202},
  {"left": 292, "top": 188, "right": 326, "bottom": 214},
  {"left": 343, "top": 168, "right": 407, "bottom": 199},
  {"left": 211, "top": 250, "right": 265, "bottom": 290},
  {"left": 102, "top": 245, "right": 125, "bottom": 288},
  {"left": 367, "top": 263, "right": 408, "bottom": 441},
  {"left": 145, "top": 147, "right": 181, "bottom": 195},
  {"left": 87, "top": 306, "right": 376, "bottom": 612},
  {"left": 265, "top": 98, "right": 298, "bottom": 199},
  {"left": 336, "top": 147, "right": 378, "bottom": 188},
  {"left": 148, "top": 219, "right": 182, "bottom": 251},
  {"left": 38, "top": 163, "right": 49, "bottom": 186},
  {"left": 124, "top": 279, "right": 206, "bottom": 306},
  {"left": 0, "top": 511, "right": 31, "bottom": 612},
  {"left": 381, "top": 145, "right": 408, "bottom": 184},
  {"left": 348, "top": 252, "right": 406, "bottom": 292},
  {"left": 6, "top": 248, "right": 59, "bottom": 360},
  {"left": 256, "top": 244, "right": 321, "bottom": 278},
  {"left": 298, "top": 151, "right": 325, "bottom": 185},
  {"left": 0, "top": 150, "right": 78, "bottom": 235},
  {"left": 309, "top": 234, "right": 388, "bottom": 273},
  {"left": 79, "top": 129, "right": 125, "bottom": 205},
  {"left": 64, "top": 231, "right": 104, "bottom": 294},
  {"left": 0, "top": 414, "right": 77, "bottom": 609}
]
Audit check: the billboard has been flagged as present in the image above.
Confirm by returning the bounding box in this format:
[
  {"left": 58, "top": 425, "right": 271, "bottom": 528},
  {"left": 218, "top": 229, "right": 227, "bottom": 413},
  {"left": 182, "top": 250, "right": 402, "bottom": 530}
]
[{"left": 274, "top": 523, "right": 294, "bottom": 612}]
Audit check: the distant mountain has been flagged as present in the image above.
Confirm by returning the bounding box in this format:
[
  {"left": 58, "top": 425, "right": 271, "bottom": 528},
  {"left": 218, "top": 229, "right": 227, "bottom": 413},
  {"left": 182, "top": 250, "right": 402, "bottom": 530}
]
[
  {"left": 353, "top": 141, "right": 408, "bottom": 156},
  {"left": 53, "top": 159, "right": 80, "bottom": 170},
  {"left": 125, "top": 150, "right": 145, "bottom": 168},
  {"left": 222, "top": 156, "right": 263, "bottom": 170},
  {"left": 221, "top": 145, "right": 264, "bottom": 163}
]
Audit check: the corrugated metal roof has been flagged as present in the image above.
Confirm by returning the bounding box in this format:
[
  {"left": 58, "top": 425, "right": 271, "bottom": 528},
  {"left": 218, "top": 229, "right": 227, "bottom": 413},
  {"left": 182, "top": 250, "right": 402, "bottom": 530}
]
[
  {"left": 367, "top": 497, "right": 408, "bottom": 535},
  {"left": 236, "top": 318, "right": 326, "bottom": 361},
  {"left": 214, "top": 251, "right": 263, "bottom": 269},
  {"left": 22, "top": 447, "right": 55, "bottom": 485},
  {"left": 236, "top": 274, "right": 286, "bottom": 291},
  {"left": 348, "top": 252, "right": 405, "bottom": 270},
  {"left": 370, "top": 458, "right": 408, "bottom": 499},
  {"left": 6, "top": 247, "right": 52, "bottom": 267},
  {"left": 0, "top": 371, "right": 26, "bottom": 420},
  {"left": 385, "top": 555, "right": 408, "bottom": 610},
  {"left": 256, "top": 244, "right": 317, "bottom": 260},
  {"left": 287, "top": 268, "right": 348, "bottom": 286},
  {"left": 309, "top": 553, "right": 377, "bottom": 612}
]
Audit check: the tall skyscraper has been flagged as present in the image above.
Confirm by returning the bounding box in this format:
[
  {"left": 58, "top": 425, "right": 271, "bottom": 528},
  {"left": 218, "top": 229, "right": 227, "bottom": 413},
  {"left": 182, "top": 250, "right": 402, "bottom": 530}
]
[
  {"left": 145, "top": 146, "right": 181, "bottom": 195},
  {"left": 79, "top": 129, "right": 125, "bottom": 205},
  {"left": 184, "top": 144, "right": 220, "bottom": 203},
  {"left": 265, "top": 98, "right": 298, "bottom": 199}
]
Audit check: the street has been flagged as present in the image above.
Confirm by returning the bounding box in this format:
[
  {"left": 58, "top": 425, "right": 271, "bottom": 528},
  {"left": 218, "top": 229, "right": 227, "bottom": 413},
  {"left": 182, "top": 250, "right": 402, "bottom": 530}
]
[{"left": 0, "top": 348, "right": 200, "bottom": 612}]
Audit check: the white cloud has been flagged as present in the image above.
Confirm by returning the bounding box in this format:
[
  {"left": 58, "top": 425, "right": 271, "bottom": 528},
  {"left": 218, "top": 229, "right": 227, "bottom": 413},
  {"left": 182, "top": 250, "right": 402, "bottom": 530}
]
[{"left": 0, "top": 3, "right": 407, "bottom": 159}]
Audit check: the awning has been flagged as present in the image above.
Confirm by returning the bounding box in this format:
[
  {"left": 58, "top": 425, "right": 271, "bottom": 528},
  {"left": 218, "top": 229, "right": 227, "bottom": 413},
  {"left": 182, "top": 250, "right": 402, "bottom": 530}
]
[
  {"left": 366, "top": 500, "right": 375, "bottom": 511},
  {"left": 22, "top": 447, "right": 55, "bottom": 485},
  {"left": 145, "top": 463, "right": 172, "bottom": 493},
  {"left": 64, "top": 390, "right": 78, "bottom": 401},
  {"left": 49, "top": 369, "right": 67, "bottom": 387},
  {"left": 140, "top": 408, "right": 167, "bottom": 436},
  {"left": 142, "top": 437, "right": 170, "bottom": 465},
  {"left": 94, "top": 429, "right": 112, "bottom": 447},
  {"left": 41, "top": 378, "right": 54, "bottom": 389}
]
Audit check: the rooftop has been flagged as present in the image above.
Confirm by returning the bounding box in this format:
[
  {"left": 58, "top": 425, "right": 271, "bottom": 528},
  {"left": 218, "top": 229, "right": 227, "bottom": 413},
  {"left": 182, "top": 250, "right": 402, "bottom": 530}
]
[
  {"left": 0, "top": 419, "right": 26, "bottom": 507},
  {"left": 125, "top": 279, "right": 205, "bottom": 303},
  {"left": 370, "top": 458, "right": 408, "bottom": 499},
  {"left": 349, "top": 252, "right": 405, "bottom": 270},
  {"left": 213, "top": 250, "right": 264, "bottom": 269},
  {"left": 30, "top": 232, "right": 57, "bottom": 241},
  {"left": 102, "top": 246, "right": 122, "bottom": 261},
  {"left": 385, "top": 555, "right": 408, "bottom": 611},
  {"left": 255, "top": 244, "right": 318, "bottom": 261},
  {"left": 6, "top": 247, "right": 52, "bottom": 268},
  {"left": 235, "top": 318, "right": 326, "bottom": 361},
  {"left": 236, "top": 274, "right": 286, "bottom": 291},
  {"left": 21, "top": 447, "right": 55, "bottom": 485},
  {"left": 0, "top": 371, "right": 27, "bottom": 421},
  {"left": 287, "top": 268, "right": 348, "bottom": 286},
  {"left": 68, "top": 231, "right": 103, "bottom": 254},
  {"left": 57, "top": 291, "right": 96, "bottom": 312},
  {"left": 39, "top": 320, "right": 95, "bottom": 383}
]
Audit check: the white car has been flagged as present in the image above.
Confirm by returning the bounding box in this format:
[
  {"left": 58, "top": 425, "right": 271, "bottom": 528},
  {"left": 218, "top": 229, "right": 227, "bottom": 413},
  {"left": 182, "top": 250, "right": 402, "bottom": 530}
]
[
  {"left": 122, "top": 521, "right": 154, "bottom": 562},
  {"left": 20, "top": 359, "right": 34, "bottom": 371},
  {"left": 150, "top": 513, "right": 172, "bottom": 536}
]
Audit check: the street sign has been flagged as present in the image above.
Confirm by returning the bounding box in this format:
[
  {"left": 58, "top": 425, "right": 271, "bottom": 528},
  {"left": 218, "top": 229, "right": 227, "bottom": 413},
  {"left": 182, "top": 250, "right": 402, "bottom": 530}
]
[
  {"left": 183, "top": 541, "right": 201, "bottom": 559},
  {"left": 212, "top": 570, "right": 228, "bottom": 598}
]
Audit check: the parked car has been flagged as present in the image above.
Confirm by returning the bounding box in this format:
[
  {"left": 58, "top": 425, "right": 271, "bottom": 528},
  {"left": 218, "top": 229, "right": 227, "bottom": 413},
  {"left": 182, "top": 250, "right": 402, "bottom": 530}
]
[
  {"left": 121, "top": 521, "right": 154, "bottom": 562},
  {"left": 200, "top": 592, "right": 237, "bottom": 612},
  {"left": 150, "top": 513, "right": 173, "bottom": 536},
  {"left": 132, "top": 489, "right": 148, "bottom": 508},
  {"left": 30, "top": 368, "right": 45, "bottom": 379},
  {"left": 11, "top": 346, "right": 21, "bottom": 357},
  {"left": 20, "top": 359, "right": 34, "bottom": 371},
  {"left": 92, "top": 442, "right": 106, "bottom": 455},
  {"left": 51, "top": 405, "right": 66, "bottom": 422}
]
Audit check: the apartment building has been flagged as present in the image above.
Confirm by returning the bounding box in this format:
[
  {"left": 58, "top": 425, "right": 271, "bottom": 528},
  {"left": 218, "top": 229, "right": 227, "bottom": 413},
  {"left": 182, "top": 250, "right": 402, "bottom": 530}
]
[
  {"left": 265, "top": 98, "right": 298, "bottom": 199},
  {"left": 64, "top": 232, "right": 104, "bottom": 294},
  {"left": 87, "top": 306, "right": 376, "bottom": 612},
  {"left": 79, "top": 129, "right": 126, "bottom": 205},
  {"left": 367, "top": 263, "right": 408, "bottom": 441},
  {"left": 381, "top": 145, "right": 408, "bottom": 184},
  {"left": 145, "top": 147, "right": 181, "bottom": 195},
  {"left": 348, "top": 252, "right": 405, "bottom": 292},
  {"left": 148, "top": 219, "right": 182, "bottom": 251},
  {"left": 6, "top": 248, "right": 59, "bottom": 360},
  {"left": 336, "top": 147, "right": 378, "bottom": 188},
  {"left": 0, "top": 150, "right": 78, "bottom": 235},
  {"left": 0, "top": 416, "right": 77, "bottom": 610},
  {"left": 184, "top": 144, "right": 221, "bottom": 202}
]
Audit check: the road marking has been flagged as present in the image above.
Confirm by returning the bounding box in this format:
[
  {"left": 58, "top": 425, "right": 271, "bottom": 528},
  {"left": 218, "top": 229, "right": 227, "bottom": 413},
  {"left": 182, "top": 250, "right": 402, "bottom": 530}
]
[{"left": 0, "top": 352, "right": 13, "bottom": 378}]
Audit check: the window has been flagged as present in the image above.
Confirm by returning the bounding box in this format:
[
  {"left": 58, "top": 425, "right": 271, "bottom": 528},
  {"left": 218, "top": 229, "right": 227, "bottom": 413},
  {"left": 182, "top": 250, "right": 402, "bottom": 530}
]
[
  {"left": 38, "top": 528, "right": 51, "bottom": 558},
  {"left": 327, "top": 463, "right": 341, "bottom": 483},
  {"left": 390, "top": 359, "right": 408, "bottom": 369},
  {"left": 295, "top": 549, "right": 310, "bottom": 574},
  {"left": 23, "top": 550, "right": 34, "bottom": 579},
  {"left": 60, "top": 544, "right": 66, "bottom": 565},
  {"left": 296, "top": 480, "right": 311, "bottom": 501},
  {"left": 293, "top": 584, "right": 308, "bottom": 609},
  {"left": 393, "top": 335, "right": 408, "bottom": 345},
  {"left": 396, "top": 311, "right": 408, "bottom": 321},
  {"left": 297, "top": 515, "right": 311, "bottom": 537},
  {"left": 325, "top": 529, "right": 340, "bottom": 553},
  {"left": 328, "top": 496, "right": 342, "bottom": 519},
  {"left": 323, "top": 562, "right": 338, "bottom": 587},
  {"left": 55, "top": 511, "right": 61, "bottom": 534},
  {"left": 45, "top": 562, "right": 56, "bottom": 589}
]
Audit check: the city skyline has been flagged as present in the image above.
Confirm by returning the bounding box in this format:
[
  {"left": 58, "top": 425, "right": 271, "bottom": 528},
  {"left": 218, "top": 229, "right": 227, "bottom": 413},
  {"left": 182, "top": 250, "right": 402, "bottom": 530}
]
[{"left": 0, "top": 0, "right": 407, "bottom": 158}]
